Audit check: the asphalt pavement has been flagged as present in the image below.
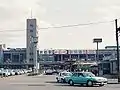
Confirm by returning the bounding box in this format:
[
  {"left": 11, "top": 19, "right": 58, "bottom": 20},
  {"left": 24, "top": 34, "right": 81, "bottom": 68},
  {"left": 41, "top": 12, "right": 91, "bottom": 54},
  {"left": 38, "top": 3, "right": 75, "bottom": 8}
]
[{"left": 0, "top": 75, "right": 120, "bottom": 90}]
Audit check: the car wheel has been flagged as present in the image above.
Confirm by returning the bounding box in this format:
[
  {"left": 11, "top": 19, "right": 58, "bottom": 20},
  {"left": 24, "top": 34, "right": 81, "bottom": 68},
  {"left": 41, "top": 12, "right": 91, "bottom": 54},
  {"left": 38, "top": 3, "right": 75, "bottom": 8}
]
[
  {"left": 81, "top": 84, "right": 84, "bottom": 86},
  {"left": 99, "top": 84, "right": 104, "bottom": 86},
  {"left": 57, "top": 79, "right": 59, "bottom": 83},
  {"left": 69, "top": 80, "right": 74, "bottom": 86},
  {"left": 87, "top": 80, "right": 93, "bottom": 87},
  {"left": 61, "top": 79, "right": 65, "bottom": 83}
]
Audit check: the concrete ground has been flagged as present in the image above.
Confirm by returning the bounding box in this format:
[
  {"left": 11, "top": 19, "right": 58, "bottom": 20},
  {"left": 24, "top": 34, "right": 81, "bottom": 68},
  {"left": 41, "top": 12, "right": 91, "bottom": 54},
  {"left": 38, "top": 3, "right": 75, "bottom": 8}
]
[{"left": 0, "top": 75, "right": 120, "bottom": 90}]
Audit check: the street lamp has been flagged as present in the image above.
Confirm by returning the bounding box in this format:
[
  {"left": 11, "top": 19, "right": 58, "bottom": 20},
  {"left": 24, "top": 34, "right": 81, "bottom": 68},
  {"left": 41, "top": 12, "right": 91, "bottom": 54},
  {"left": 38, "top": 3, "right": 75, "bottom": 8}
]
[{"left": 93, "top": 38, "right": 102, "bottom": 62}]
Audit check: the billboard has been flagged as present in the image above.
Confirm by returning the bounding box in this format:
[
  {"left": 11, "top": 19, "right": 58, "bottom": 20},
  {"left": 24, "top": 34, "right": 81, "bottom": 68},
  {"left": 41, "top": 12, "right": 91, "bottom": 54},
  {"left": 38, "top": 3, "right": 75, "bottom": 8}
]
[
  {"left": 68, "top": 50, "right": 82, "bottom": 54},
  {"left": 87, "top": 50, "right": 96, "bottom": 54},
  {"left": 93, "top": 38, "right": 102, "bottom": 43},
  {"left": 81, "top": 50, "right": 87, "bottom": 54},
  {"left": 54, "top": 49, "right": 67, "bottom": 54}
]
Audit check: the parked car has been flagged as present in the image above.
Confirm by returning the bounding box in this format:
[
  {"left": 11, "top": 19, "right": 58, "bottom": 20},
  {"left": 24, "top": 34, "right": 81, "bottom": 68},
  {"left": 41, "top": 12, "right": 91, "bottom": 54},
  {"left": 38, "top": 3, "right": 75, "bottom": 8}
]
[
  {"left": 2, "top": 69, "right": 10, "bottom": 77},
  {"left": 0, "top": 69, "right": 2, "bottom": 75},
  {"left": 56, "top": 71, "right": 72, "bottom": 83},
  {"left": 52, "top": 70, "right": 59, "bottom": 75},
  {"left": 19, "top": 70, "right": 24, "bottom": 74},
  {"left": 23, "top": 69, "right": 28, "bottom": 74},
  {"left": 45, "top": 69, "right": 53, "bottom": 75},
  {"left": 65, "top": 72, "right": 107, "bottom": 87},
  {"left": 8, "top": 70, "right": 15, "bottom": 76},
  {"left": 14, "top": 70, "right": 20, "bottom": 75}
]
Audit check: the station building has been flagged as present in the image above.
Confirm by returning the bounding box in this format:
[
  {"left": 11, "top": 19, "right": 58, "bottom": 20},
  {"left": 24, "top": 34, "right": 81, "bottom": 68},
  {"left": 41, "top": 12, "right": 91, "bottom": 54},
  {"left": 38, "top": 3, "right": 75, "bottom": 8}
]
[{"left": 0, "top": 44, "right": 119, "bottom": 69}]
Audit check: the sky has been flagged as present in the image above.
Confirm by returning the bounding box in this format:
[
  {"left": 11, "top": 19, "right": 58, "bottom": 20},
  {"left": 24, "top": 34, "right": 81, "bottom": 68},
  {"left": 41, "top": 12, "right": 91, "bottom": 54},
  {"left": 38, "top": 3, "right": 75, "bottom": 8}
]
[{"left": 0, "top": 0, "right": 120, "bottom": 49}]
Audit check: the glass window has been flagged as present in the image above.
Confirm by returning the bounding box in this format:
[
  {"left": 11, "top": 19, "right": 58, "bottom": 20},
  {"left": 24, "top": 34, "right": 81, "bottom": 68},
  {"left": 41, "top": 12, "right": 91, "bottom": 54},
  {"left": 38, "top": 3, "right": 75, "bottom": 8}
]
[
  {"left": 78, "top": 73, "right": 84, "bottom": 77},
  {"left": 61, "top": 73, "right": 72, "bottom": 76},
  {"left": 83, "top": 72, "right": 95, "bottom": 77},
  {"left": 30, "top": 30, "right": 33, "bottom": 32},
  {"left": 40, "top": 51, "right": 43, "bottom": 54},
  {"left": 72, "top": 73, "right": 78, "bottom": 77},
  {"left": 29, "top": 53, "right": 33, "bottom": 55},
  {"left": 44, "top": 51, "right": 47, "bottom": 54},
  {"left": 12, "top": 54, "right": 19, "bottom": 63}
]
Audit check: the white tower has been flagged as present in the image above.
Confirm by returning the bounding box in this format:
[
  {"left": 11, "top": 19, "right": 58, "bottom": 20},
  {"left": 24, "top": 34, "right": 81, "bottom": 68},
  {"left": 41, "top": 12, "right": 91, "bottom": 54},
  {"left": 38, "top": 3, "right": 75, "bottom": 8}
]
[{"left": 26, "top": 19, "right": 38, "bottom": 69}]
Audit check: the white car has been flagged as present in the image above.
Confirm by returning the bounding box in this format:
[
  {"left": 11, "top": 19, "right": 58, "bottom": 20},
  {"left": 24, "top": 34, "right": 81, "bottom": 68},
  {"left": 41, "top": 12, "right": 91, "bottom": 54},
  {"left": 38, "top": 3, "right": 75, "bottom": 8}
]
[
  {"left": 8, "top": 70, "right": 15, "bottom": 76},
  {"left": 23, "top": 70, "right": 28, "bottom": 74},
  {"left": 45, "top": 69, "right": 53, "bottom": 75},
  {"left": 21, "top": 70, "right": 24, "bottom": 74},
  {"left": 2, "top": 69, "right": 10, "bottom": 77},
  {"left": 56, "top": 71, "right": 72, "bottom": 83},
  {"left": 6, "top": 69, "right": 11, "bottom": 76},
  {"left": 14, "top": 70, "right": 20, "bottom": 75}
]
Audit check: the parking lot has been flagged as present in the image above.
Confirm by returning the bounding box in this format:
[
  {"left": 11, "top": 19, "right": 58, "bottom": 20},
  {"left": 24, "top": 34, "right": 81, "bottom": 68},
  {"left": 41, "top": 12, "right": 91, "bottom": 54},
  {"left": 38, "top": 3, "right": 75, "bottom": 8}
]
[{"left": 0, "top": 75, "right": 120, "bottom": 90}]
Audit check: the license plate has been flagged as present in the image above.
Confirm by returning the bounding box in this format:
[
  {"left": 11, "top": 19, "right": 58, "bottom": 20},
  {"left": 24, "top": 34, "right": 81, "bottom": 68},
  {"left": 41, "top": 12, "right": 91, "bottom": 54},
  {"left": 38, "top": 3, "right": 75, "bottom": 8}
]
[{"left": 101, "top": 82, "right": 104, "bottom": 84}]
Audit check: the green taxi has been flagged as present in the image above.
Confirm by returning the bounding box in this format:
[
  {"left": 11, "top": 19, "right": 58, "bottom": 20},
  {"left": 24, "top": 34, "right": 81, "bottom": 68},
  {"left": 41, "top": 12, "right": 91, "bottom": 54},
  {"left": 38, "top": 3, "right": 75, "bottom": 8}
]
[{"left": 65, "top": 72, "right": 107, "bottom": 87}]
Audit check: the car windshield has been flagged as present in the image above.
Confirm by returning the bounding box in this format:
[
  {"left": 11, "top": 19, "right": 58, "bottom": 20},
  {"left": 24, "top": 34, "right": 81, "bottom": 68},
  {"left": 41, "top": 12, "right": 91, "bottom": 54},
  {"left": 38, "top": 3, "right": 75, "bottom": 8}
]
[
  {"left": 62, "top": 73, "right": 72, "bottom": 76},
  {"left": 83, "top": 72, "right": 95, "bottom": 77}
]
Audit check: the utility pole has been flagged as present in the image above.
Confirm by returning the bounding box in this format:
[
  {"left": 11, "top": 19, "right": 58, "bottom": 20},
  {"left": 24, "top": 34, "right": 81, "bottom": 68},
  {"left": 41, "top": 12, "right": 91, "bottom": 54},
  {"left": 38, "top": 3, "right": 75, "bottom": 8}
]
[
  {"left": 96, "top": 42, "right": 99, "bottom": 62},
  {"left": 115, "top": 19, "right": 120, "bottom": 83}
]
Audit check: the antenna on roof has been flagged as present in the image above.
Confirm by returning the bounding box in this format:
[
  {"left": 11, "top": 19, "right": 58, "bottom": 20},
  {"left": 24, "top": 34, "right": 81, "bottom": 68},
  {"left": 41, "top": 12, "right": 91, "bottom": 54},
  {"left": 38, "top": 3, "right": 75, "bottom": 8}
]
[{"left": 30, "top": 9, "right": 33, "bottom": 19}]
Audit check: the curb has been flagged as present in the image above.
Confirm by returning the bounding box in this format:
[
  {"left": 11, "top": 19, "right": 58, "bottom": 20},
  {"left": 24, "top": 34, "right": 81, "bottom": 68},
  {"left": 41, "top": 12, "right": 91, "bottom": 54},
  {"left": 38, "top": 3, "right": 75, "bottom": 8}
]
[
  {"left": 107, "top": 83, "right": 119, "bottom": 84},
  {"left": 37, "top": 73, "right": 44, "bottom": 76}
]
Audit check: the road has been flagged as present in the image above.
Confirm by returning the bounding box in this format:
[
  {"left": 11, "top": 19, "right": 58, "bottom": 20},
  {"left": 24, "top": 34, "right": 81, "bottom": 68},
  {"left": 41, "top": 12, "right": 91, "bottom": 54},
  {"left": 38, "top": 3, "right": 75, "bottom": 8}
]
[{"left": 0, "top": 75, "right": 120, "bottom": 90}]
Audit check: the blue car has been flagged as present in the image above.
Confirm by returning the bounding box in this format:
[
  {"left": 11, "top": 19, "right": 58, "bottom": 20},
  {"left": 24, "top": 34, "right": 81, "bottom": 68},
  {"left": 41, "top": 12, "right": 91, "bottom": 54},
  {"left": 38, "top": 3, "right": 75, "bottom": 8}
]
[{"left": 65, "top": 72, "right": 107, "bottom": 86}]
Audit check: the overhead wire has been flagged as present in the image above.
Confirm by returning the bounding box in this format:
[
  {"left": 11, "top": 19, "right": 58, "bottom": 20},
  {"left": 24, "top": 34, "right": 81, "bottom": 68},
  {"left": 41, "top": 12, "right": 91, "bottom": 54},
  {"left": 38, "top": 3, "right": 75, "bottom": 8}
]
[
  {"left": 0, "top": 18, "right": 118, "bottom": 32},
  {"left": 38, "top": 20, "right": 114, "bottom": 29},
  {"left": 0, "top": 29, "right": 26, "bottom": 32}
]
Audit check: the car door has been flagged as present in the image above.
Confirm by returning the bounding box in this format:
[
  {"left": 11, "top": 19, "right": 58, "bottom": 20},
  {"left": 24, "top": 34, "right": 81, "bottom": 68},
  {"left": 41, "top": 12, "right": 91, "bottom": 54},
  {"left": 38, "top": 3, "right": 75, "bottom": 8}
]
[
  {"left": 79, "top": 73, "right": 88, "bottom": 83},
  {"left": 71, "top": 73, "right": 79, "bottom": 84},
  {"left": 77, "top": 73, "right": 85, "bottom": 84},
  {"left": 58, "top": 73, "right": 62, "bottom": 81}
]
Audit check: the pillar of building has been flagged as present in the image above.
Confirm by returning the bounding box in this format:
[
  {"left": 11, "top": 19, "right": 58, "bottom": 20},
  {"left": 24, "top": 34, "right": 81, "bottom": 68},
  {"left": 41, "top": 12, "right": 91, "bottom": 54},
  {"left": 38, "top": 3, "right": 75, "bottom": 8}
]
[{"left": 26, "top": 18, "right": 38, "bottom": 70}]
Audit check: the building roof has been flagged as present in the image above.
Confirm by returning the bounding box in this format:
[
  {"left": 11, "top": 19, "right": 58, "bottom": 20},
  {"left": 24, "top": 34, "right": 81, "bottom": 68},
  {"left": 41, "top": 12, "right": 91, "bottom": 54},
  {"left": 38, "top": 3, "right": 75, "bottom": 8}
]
[{"left": 105, "top": 46, "right": 120, "bottom": 49}]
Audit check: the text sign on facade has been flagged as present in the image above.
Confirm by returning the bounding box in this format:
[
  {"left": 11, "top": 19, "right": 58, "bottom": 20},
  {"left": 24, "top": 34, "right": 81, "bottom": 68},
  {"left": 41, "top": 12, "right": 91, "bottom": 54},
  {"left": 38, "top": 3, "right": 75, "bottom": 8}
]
[
  {"left": 93, "top": 38, "right": 102, "bottom": 43},
  {"left": 54, "top": 49, "right": 67, "bottom": 54}
]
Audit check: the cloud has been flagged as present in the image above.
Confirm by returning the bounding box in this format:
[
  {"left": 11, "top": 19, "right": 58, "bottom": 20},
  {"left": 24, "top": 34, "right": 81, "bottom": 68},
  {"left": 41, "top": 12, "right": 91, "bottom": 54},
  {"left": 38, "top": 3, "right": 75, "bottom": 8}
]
[
  {"left": 93, "top": 0, "right": 120, "bottom": 21},
  {"left": 0, "top": 0, "right": 48, "bottom": 47},
  {"left": 0, "top": 0, "right": 119, "bottom": 49}
]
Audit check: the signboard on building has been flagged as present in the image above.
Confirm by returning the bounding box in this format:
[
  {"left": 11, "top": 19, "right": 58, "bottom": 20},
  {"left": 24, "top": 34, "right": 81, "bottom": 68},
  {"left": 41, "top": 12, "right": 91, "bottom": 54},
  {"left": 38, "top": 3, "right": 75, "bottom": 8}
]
[
  {"left": 48, "top": 50, "right": 53, "bottom": 54},
  {"left": 99, "top": 50, "right": 114, "bottom": 54},
  {"left": 87, "top": 50, "right": 96, "bottom": 54},
  {"left": 81, "top": 50, "right": 87, "bottom": 54},
  {"left": 93, "top": 38, "right": 102, "bottom": 43},
  {"left": 44, "top": 50, "right": 48, "bottom": 54},
  {"left": 68, "top": 50, "right": 96, "bottom": 54},
  {"left": 54, "top": 49, "right": 67, "bottom": 54},
  {"left": 40, "top": 51, "right": 44, "bottom": 54},
  {"left": 40, "top": 50, "right": 53, "bottom": 55},
  {"left": 68, "top": 50, "right": 82, "bottom": 54}
]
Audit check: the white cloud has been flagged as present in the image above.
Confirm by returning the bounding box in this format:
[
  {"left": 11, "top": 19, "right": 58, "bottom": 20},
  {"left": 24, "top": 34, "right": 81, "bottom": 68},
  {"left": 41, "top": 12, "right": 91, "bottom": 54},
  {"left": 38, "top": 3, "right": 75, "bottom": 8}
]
[
  {"left": 0, "top": 0, "right": 48, "bottom": 48},
  {"left": 0, "top": 0, "right": 119, "bottom": 49},
  {"left": 93, "top": 0, "right": 120, "bottom": 21}
]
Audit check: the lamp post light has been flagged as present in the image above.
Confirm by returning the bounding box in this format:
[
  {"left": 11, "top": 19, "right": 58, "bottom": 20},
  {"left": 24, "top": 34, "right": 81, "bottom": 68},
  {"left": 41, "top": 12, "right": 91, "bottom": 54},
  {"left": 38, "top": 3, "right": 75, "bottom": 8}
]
[{"left": 93, "top": 38, "right": 102, "bottom": 62}]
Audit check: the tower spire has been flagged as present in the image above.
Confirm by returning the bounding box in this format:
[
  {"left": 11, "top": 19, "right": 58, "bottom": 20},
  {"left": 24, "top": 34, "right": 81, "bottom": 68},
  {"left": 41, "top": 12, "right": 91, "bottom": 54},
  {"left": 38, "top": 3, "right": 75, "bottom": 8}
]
[{"left": 30, "top": 9, "right": 33, "bottom": 19}]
